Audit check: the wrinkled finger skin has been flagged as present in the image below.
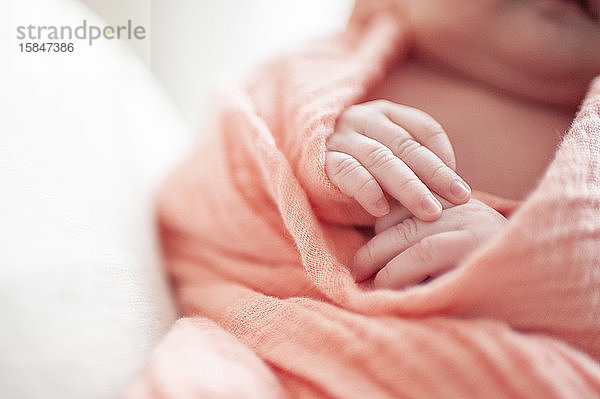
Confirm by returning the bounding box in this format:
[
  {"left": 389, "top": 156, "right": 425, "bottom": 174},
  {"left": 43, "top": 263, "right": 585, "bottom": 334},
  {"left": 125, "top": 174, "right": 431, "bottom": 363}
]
[
  {"left": 326, "top": 100, "right": 471, "bottom": 221},
  {"left": 373, "top": 230, "right": 479, "bottom": 289},
  {"left": 352, "top": 200, "right": 508, "bottom": 287}
]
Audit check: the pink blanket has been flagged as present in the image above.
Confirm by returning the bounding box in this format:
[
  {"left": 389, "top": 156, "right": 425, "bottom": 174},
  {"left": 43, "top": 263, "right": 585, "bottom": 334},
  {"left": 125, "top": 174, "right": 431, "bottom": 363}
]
[{"left": 129, "top": 1, "right": 600, "bottom": 397}]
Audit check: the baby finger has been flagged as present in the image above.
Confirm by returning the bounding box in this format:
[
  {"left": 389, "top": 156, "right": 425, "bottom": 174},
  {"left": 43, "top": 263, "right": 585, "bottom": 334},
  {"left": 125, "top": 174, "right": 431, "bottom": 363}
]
[
  {"left": 325, "top": 150, "right": 389, "bottom": 217},
  {"left": 373, "top": 230, "right": 479, "bottom": 289},
  {"left": 328, "top": 131, "right": 443, "bottom": 221}
]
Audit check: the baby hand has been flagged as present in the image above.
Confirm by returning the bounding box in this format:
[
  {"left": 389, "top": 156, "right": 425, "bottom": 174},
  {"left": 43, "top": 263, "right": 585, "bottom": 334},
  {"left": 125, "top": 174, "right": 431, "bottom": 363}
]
[
  {"left": 326, "top": 100, "right": 471, "bottom": 222},
  {"left": 351, "top": 199, "right": 507, "bottom": 289}
]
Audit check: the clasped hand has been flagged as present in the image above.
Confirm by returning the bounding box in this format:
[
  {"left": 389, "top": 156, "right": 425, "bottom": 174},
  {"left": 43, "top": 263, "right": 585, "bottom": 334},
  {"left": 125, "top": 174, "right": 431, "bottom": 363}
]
[{"left": 326, "top": 100, "right": 507, "bottom": 288}]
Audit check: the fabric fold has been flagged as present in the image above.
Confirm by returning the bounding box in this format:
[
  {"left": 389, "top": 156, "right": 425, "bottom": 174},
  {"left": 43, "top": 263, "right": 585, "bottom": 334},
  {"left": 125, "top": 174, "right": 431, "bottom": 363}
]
[{"left": 129, "top": 1, "right": 600, "bottom": 397}]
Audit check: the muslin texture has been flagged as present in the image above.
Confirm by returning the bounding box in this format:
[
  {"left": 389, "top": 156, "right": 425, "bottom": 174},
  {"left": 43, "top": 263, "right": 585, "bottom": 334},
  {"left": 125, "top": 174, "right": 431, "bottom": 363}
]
[{"left": 128, "top": 1, "right": 600, "bottom": 397}]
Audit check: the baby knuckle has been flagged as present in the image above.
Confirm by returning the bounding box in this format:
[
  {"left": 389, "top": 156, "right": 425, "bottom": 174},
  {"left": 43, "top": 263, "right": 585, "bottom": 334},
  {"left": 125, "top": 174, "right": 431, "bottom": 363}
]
[
  {"left": 365, "top": 146, "right": 395, "bottom": 169},
  {"left": 387, "top": 133, "right": 410, "bottom": 153},
  {"left": 343, "top": 104, "right": 373, "bottom": 123},
  {"left": 423, "top": 120, "right": 445, "bottom": 138},
  {"left": 369, "top": 99, "right": 392, "bottom": 109},
  {"left": 396, "top": 177, "right": 423, "bottom": 197},
  {"left": 413, "top": 109, "right": 443, "bottom": 133},
  {"left": 363, "top": 113, "right": 382, "bottom": 137},
  {"left": 418, "top": 120, "right": 447, "bottom": 143},
  {"left": 462, "top": 229, "right": 480, "bottom": 248},
  {"left": 414, "top": 237, "right": 436, "bottom": 264},
  {"left": 354, "top": 177, "right": 378, "bottom": 199},
  {"left": 403, "top": 218, "right": 420, "bottom": 237},
  {"left": 330, "top": 156, "right": 361, "bottom": 180},
  {"left": 394, "top": 218, "right": 417, "bottom": 244},
  {"left": 393, "top": 138, "right": 421, "bottom": 160},
  {"left": 427, "top": 163, "right": 450, "bottom": 182},
  {"left": 408, "top": 244, "right": 429, "bottom": 265}
]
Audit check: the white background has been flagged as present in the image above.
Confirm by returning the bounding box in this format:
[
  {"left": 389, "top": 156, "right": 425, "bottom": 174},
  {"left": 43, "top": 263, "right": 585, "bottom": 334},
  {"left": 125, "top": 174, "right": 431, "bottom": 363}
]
[{"left": 83, "top": 0, "right": 353, "bottom": 126}]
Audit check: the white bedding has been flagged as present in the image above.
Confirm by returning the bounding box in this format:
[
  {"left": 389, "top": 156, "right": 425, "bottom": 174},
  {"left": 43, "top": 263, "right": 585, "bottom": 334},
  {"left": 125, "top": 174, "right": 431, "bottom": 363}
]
[{"left": 0, "top": 1, "right": 190, "bottom": 397}]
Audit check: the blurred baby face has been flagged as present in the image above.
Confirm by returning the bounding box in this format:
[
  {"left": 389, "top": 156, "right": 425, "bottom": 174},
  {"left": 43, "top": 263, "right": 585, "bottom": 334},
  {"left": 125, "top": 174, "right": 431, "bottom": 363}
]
[{"left": 402, "top": 0, "right": 600, "bottom": 106}]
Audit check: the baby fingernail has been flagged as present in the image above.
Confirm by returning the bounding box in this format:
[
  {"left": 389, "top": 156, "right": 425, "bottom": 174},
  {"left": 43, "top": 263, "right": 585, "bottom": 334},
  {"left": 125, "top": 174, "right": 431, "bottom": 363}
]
[
  {"left": 422, "top": 194, "right": 442, "bottom": 215},
  {"left": 376, "top": 198, "right": 390, "bottom": 214},
  {"left": 451, "top": 180, "right": 471, "bottom": 200}
]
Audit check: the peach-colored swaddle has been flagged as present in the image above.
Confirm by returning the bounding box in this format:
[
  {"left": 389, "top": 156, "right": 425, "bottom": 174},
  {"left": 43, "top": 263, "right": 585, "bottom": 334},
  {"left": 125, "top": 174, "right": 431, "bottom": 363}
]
[{"left": 128, "top": 2, "right": 600, "bottom": 398}]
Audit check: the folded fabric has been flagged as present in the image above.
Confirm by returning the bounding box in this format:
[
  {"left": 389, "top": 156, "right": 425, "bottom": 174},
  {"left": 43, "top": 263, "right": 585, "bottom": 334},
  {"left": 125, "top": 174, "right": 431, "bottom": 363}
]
[
  {"left": 126, "top": 318, "right": 288, "bottom": 398},
  {"left": 129, "top": 1, "right": 600, "bottom": 397}
]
